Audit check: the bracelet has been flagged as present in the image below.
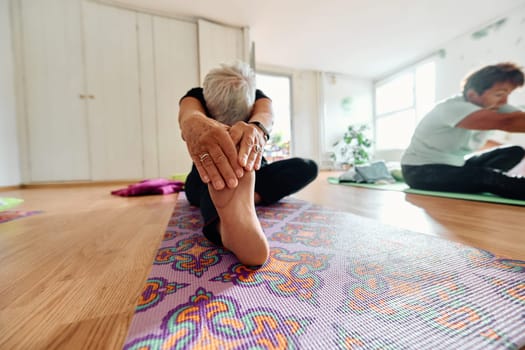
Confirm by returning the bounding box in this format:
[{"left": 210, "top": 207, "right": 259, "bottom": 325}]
[{"left": 248, "top": 121, "right": 270, "bottom": 141}]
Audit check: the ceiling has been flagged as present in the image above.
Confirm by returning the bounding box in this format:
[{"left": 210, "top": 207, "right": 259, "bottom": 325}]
[{"left": 111, "top": 0, "right": 525, "bottom": 79}]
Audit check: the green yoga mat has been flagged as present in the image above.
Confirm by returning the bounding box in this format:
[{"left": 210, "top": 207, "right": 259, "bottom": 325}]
[
  {"left": 0, "top": 198, "right": 24, "bottom": 211},
  {"left": 328, "top": 177, "right": 525, "bottom": 206}
]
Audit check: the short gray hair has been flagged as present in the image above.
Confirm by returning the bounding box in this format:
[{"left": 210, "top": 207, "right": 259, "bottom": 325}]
[{"left": 203, "top": 61, "right": 256, "bottom": 125}]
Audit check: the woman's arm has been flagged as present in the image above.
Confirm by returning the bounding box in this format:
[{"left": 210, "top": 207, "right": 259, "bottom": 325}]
[{"left": 456, "top": 109, "right": 525, "bottom": 132}]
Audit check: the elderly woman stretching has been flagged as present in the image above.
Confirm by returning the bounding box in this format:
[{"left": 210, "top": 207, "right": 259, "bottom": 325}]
[{"left": 178, "top": 61, "right": 318, "bottom": 266}]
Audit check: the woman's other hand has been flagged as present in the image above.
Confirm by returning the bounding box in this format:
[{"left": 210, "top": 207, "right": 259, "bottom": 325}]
[
  {"left": 179, "top": 97, "right": 244, "bottom": 190},
  {"left": 230, "top": 121, "right": 266, "bottom": 171},
  {"left": 231, "top": 98, "right": 273, "bottom": 171}
]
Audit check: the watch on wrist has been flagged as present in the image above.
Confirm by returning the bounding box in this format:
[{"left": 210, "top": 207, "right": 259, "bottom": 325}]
[{"left": 248, "top": 121, "right": 270, "bottom": 141}]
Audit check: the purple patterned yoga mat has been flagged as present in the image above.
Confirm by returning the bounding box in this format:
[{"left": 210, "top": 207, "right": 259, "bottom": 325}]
[{"left": 124, "top": 194, "right": 525, "bottom": 349}]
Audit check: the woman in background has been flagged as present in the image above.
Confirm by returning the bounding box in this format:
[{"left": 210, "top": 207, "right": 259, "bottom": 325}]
[{"left": 401, "top": 62, "right": 525, "bottom": 199}]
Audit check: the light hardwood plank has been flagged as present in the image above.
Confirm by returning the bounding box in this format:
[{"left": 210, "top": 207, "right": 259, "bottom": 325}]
[{"left": 0, "top": 185, "right": 177, "bottom": 349}]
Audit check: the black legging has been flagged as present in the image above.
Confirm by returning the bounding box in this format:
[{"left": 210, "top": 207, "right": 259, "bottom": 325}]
[
  {"left": 185, "top": 157, "right": 318, "bottom": 245},
  {"left": 402, "top": 145, "right": 525, "bottom": 200}
]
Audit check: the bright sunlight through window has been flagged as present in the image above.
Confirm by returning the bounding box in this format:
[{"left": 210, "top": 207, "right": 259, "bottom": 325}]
[
  {"left": 374, "top": 60, "right": 436, "bottom": 150},
  {"left": 255, "top": 73, "right": 292, "bottom": 161}
]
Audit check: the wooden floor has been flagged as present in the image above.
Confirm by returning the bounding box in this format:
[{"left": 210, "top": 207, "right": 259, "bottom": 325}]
[{"left": 0, "top": 171, "right": 524, "bottom": 349}]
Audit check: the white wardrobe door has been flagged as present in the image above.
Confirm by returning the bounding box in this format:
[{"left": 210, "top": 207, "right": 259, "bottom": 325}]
[
  {"left": 153, "top": 16, "right": 199, "bottom": 177},
  {"left": 20, "top": 0, "right": 90, "bottom": 182},
  {"left": 198, "top": 19, "right": 246, "bottom": 83},
  {"left": 82, "top": 1, "right": 143, "bottom": 180},
  {"left": 136, "top": 13, "right": 159, "bottom": 179}
]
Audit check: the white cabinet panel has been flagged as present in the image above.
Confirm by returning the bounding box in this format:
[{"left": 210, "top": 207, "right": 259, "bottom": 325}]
[
  {"left": 20, "top": 0, "right": 90, "bottom": 182},
  {"left": 82, "top": 1, "right": 143, "bottom": 180},
  {"left": 16, "top": 1, "right": 246, "bottom": 182},
  {"left": 198, "top": 19, "right": 246, "bottom": 83},
  {"left": 153, "top": 16, "right": 199, "bottom": 177},
  {"left": 136, "top": 13, "right": 159, "bottom": 179}
]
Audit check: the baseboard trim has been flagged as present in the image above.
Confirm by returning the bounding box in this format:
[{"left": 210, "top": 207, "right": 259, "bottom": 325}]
[
  {"left": 0, "top": 185, "right": 23, "bottom": 192},
  {"left": 19, "top": 180, "right": 141, "bottom": 189}
]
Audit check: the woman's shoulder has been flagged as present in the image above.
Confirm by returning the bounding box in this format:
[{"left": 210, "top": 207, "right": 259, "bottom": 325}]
[
  {"left": 184, "top": 87, "right": 204, "bottom": 98},
  {"left": 179, "top": 87, "right": 204, "bottom": 104},
  {"left": 255, "top": 89, "right": 270, "bottom": 100}
]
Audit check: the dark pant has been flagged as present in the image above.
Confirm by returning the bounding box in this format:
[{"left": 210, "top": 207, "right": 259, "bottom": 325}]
[
  {"left": 185, "top": 157, "right": 319, "bottom": 245},
  {"left": 402, "top": 145, "right": 525, "bottom": 200}
]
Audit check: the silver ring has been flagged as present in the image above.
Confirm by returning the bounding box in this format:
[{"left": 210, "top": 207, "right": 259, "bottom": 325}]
[
  {"left": 199, "top": 153, "right": 210, "bottom": 162},
  {"left": 254, "top": 144, "right": 262, "bottom": 153}
]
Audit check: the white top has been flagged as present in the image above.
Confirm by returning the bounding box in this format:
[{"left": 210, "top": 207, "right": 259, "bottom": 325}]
[{"left": 401, "top": 95, "right": 519, "bottom": 166}]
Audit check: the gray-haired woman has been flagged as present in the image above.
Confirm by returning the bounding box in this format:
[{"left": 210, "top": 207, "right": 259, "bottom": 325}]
[{"left": 179, "top": 61, "right": 318, "bottom": 266}]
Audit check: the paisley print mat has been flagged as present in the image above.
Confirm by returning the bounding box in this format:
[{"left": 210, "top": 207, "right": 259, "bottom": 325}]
[
  {"left": 123, "top": 194, "right": 525, "bottom": 349},
  {"left": 0, "top": 210, "right": 42, "bottom": 224}
]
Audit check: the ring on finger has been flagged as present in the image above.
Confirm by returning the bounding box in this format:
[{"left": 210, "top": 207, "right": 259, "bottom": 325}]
[
  {"left": 199, "top": 153, "right": 210, "bottom": 162},
  {"left": 254, "top": 144, "right": 262, "bottom": 153}
]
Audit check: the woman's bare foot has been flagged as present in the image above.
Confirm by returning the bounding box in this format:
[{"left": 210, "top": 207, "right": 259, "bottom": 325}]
[{"left": 209, "top": 171, "right": 269, "bottom": 266}]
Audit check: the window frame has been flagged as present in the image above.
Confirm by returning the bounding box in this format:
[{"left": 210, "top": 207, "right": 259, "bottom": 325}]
[
  {"left": 373, "top": 58, "right": 436, "bottom": 152},
  {"left": 255, "top": 71, "right": 293, "bottom": 160}
]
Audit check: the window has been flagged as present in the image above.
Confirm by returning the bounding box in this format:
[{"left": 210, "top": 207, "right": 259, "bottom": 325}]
[
  {"left": 374, "top": 60, "right": 436, "bottom": 150},
  {"left": 255, "top": 72, "right": 292, "bottom": 161}
]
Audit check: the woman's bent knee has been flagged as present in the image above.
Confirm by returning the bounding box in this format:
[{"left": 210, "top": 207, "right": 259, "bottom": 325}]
[{"left": 292, "top": 158, "right": 319, "bottom": 183}]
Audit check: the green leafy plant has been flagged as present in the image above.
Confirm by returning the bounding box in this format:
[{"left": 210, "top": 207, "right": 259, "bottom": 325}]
[{"left": 331, "top": 124, "right": 372, "bottom": 166}]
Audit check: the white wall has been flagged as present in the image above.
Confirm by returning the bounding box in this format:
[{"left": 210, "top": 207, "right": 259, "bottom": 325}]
[
  {"left": 320, "top": 72, "right": 373, "bottom": 167},
  {"left": 291, "top": 70, "right": 322, "bottom": 162},
  {"left": 435, "top": 4, "right": 525, "bottom": 145},
  {"left": 0, "top": 0, "right": 21, "bottom": 187}
]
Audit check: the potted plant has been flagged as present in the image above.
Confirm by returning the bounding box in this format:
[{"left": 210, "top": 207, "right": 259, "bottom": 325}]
[{"left": 331, "top": 124, "right": 372, "bottom": 169}]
